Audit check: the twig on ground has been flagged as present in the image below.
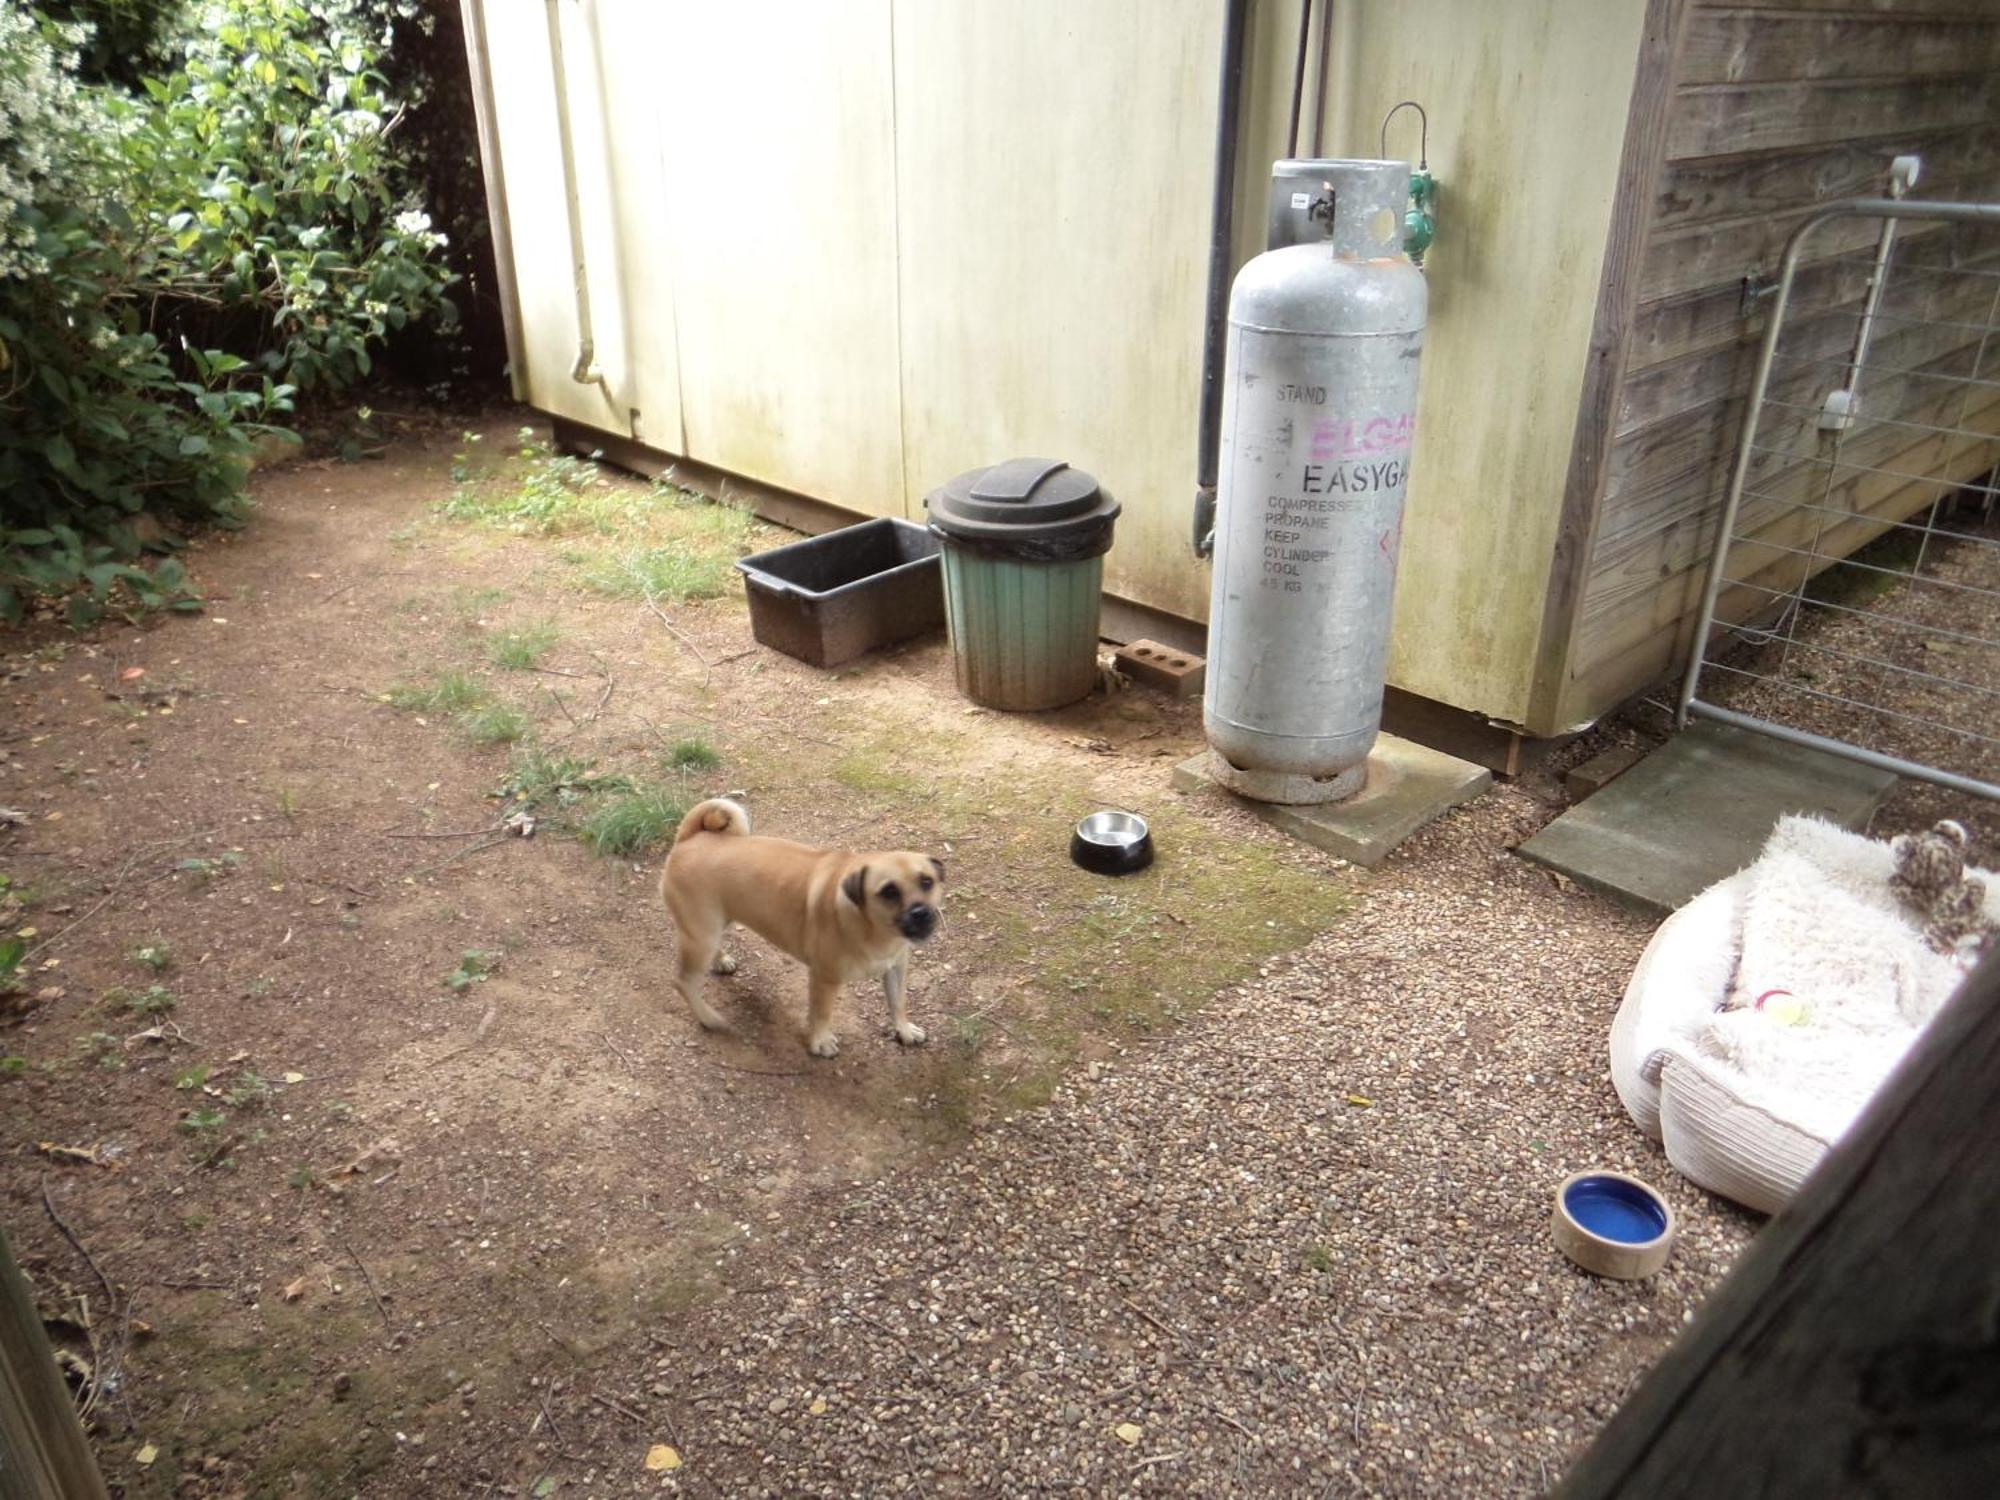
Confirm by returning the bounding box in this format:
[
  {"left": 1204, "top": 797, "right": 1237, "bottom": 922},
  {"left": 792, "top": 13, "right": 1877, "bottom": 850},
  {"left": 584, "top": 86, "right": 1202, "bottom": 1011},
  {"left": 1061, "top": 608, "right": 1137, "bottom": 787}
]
[
  {"left": 543, "top": 684, "right": 581, "bottom": 730},
  {"left": 404, "top": 834, "right": 509, "bottom": 883},
  {"left": 595, "top": 1030, "right": 637, "bottom": 1071},
  {"left": 527, "top": 665, "right": 600, "bottom": 680},
  {"left": 713, "top": 647, "right": 760, "bottom": 667},
  {"left": 383, "top": 823, "right": 505, "bottom": 840},
  {"left": 589, "top": 1391, "right": 646, "bottom": 1425},
  {"left": 319, "top": 580, "right": 360, "bottom": 605},
  {"left": 22, "top": 850, "right": 143, "bottom": 963},
  {"left": 578, "top": 670, "right": 615, "bottom": 727},
  {"left": 644, "top": 595, "right": 713, "bottom": 687},
  {"left": 41, "top": 1177, "right": 116, "bottom": 1309},
  {"left": 1210, "top": 1406, "right": 1258, "bottom": 1440},
  {"left": 436, "top": 1003, "right": 500, "bottom": 1065},
  {"left": 340, "top": 1237, "right": 393, "bottom": 1331},
  {"left": 1116, "top": 1293, "right": 1184, "bottom": 1346},
  {"left": 710, "top": 1058, "right": 808, "bottom": 1079}
]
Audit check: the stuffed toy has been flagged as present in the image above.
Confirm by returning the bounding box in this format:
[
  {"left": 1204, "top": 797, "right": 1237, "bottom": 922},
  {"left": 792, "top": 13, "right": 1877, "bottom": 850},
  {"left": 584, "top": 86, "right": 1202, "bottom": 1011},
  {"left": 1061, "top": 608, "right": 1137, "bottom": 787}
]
[{"left": 1889, "top": 819, "right": 1995, "bottom": 963}]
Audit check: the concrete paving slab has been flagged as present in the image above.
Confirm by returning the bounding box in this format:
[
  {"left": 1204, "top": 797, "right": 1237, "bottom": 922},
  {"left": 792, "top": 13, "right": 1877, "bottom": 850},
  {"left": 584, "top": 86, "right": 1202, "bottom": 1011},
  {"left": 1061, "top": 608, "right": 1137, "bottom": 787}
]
[
  {"left": 1518, "top": 720, "right": 1897, "bottom": 915},
  {"left": 1172, "top": 736, "right": 1492, "bottom": 867}
]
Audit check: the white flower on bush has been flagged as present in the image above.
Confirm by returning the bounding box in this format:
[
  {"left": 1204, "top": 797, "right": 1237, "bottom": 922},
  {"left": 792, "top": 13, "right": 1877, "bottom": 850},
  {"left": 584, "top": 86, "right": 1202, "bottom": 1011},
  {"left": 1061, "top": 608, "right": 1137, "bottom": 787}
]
[{"left": 0, "top": 10, "right": 98, "bottom": 280}]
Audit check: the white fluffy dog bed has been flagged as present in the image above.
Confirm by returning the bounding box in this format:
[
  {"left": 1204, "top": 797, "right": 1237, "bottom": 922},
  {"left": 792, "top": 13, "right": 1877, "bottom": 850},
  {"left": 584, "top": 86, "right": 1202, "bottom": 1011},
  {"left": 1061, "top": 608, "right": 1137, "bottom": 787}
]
[{"left": 1609, "top": 815, "right": 1993, "bottom": 1215}]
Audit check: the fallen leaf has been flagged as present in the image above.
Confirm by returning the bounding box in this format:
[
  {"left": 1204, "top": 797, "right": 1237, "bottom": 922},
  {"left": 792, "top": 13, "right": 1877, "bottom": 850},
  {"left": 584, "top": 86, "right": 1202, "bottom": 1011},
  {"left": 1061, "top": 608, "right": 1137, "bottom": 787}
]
[
  {"left": 808, "top": 1397, "right": 827, "bottom": 1415},
  {"left": 532, "top": 1479, "right": 558, "bottom": 1498},
  {"left": 282, "top": 1071, "right": 306, "bottom": 1084},
  {"left": 120, "top": 666, "right": 146, "bottom": 681},
  {"left": 134, "top": 1443, "right": 158, "bottom": 1467},
  {"left": 283, "top": 1276, "right": 308, "bottom": 1303},
  {"left": 644, "top": 1444, "right": 682, "bottom": 1472},
  {"left": 1115, "top": 1422, "right": 1142, "bottom": 1446},
  {"left": 1346, "top": 1094, "right": 1374, "bottom": 1108},
  {"left": 15, "top": 926, "right": 35, "bottom": 938}
]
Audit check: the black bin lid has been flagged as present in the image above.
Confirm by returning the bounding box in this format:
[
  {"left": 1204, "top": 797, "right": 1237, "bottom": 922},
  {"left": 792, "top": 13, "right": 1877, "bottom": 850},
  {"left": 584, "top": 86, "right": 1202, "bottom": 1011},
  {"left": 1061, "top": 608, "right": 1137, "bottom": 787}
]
[{"left": 925, "top": 458, "right": 1120, "bottom": 548}]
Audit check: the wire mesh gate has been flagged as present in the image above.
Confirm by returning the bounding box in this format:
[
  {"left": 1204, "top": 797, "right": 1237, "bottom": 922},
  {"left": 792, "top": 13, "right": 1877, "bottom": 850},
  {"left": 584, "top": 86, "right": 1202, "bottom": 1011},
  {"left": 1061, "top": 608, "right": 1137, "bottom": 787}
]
[{"left": 1676, "top": 197, "right": 2000, "bottom": 801}]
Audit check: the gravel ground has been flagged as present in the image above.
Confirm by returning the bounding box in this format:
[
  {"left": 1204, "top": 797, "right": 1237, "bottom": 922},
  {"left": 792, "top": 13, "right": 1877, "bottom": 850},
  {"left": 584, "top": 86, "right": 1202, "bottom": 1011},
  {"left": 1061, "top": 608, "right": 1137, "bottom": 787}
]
[
  {"left": 553, "top": 789, "right": 1760, "bottom": 1499},
  {"left": 1709, "top": 497, "right": 2000, "bottom": 848}
]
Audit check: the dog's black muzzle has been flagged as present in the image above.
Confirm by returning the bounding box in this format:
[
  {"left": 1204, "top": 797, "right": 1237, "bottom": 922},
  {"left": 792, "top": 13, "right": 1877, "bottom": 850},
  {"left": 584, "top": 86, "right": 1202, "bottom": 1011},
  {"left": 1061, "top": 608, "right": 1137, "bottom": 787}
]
[{"left": 898, "top": 903, "right": 938, "bottom": 942}]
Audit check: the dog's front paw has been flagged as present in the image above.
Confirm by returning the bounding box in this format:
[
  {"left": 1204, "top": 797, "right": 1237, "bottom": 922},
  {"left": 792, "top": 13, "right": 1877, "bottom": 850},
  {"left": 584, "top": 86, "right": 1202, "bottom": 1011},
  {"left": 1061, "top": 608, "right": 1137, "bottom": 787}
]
[
  {"left": 807, "top": 1031, "right": 841, "bottom": 1059},
  {"left": 894, "top": 1021, "right": 927, "bottom": 1047},
  {"left": 712, "top": 951, "right": 739, "bottom": 975}
]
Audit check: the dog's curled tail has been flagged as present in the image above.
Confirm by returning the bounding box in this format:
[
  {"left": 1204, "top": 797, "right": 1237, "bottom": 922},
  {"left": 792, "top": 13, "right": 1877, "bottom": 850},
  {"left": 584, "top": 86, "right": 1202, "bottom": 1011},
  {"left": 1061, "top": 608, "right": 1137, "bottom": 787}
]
[{"left": 674, "top": 797, "right": 750, "bottom": 844}]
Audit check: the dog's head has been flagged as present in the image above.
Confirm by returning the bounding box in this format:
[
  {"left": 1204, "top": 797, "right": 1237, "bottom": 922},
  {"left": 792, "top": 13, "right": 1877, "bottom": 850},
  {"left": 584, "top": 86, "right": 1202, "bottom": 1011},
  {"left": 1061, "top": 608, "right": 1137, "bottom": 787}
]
[{"left": 841, "top": 853, "right": 946, "bottom": 942}]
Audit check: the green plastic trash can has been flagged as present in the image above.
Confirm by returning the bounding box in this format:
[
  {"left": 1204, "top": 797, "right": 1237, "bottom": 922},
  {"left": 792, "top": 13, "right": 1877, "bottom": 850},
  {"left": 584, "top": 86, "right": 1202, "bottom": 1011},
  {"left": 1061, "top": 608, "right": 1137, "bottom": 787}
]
[{"left": 925, "top": 458, "right": 1120, "bottom": 711}]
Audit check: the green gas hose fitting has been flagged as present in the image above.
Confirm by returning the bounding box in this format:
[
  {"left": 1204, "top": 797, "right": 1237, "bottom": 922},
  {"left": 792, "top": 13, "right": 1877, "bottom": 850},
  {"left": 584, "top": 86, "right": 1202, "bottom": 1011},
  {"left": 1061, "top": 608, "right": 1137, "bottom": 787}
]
[{"left": 1405, "top": 168, "right": 1437, "bottom": 267}]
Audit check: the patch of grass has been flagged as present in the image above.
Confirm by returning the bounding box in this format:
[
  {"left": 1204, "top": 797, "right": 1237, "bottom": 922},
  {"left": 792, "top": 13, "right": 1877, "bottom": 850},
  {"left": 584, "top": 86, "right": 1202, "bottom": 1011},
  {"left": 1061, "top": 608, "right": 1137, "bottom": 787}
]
[
  {"left": 0, "top": 937, "right": 24, "bottom": 999},
  {"left": 445, "top": 950, "right": 502, "bottom": 991},
  {"left": 384, "top": 671, "right": 487, "bottom": 713},
  {"left": 130, "top": 939, "right": 175, "bottom": 973},
  {"left": 288, "top": 1165, "right": 321, "bottom": 1192},
  {"left": 456, "top": 701, "right": 528, "bottom": 747},
  {"left": 833, "top": 751, "right": 921, "bottom": 797},
  {"left": 106, "top": 984, "right": 176, "bottom": 1018},
  {"left": 176, "top": 852, "right": 246, "bottom": 879},
  {"left": 442, "top": 431, "right": 626, "bottom": 536},
  {"left": 179, "top": 1107, "right": 227, "bottom": 1133},
  {"left": 580, "top": 783, "right": 688, "bottom": 857},
  {"left": 664, "top": 735, "right": 721, "bottom": 773},
  {"left": 454, "top": 585, "right": 510, "bottom": 618},
  {"left": 579, "top": 546, "right": 737, "bottom": 603},
  {"left": 175, "top": 1064, "right": 211, "bottom": 1091},
  {"left": 1304, "top": 1244, "right": 1335, "bottom": 1273},
  {"left": 223, "top": 1071, "right": 271, "bottom": 1110},
  {"left": 499, "top": 744, "right": 630, "bottom": 811},
  {"left": 77, "top": 1032, "right": 123, "bottom": 1070},
  {"left": 488, "top": 619, "right": 562, "bottom": 670},
  {"left": 2, "top": 1055, "right": 29, "bottom": 1076}
]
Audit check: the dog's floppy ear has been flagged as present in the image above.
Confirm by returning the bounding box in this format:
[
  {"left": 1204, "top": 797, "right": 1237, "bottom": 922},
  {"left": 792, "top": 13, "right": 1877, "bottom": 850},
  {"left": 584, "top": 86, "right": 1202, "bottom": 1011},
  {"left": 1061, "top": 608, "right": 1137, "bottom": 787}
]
[
  {"left": 841, "top": 864, "right": 869, "bottom": 909},
  {"left": 928, "top": 856, "right": 946, "bottom": 884}
]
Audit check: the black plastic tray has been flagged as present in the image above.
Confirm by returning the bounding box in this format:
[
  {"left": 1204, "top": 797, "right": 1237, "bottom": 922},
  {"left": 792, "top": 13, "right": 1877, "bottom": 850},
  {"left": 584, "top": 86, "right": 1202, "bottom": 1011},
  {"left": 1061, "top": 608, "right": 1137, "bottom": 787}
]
[{"left": 736, "top": 517, "right": 944, "bottom": 668}]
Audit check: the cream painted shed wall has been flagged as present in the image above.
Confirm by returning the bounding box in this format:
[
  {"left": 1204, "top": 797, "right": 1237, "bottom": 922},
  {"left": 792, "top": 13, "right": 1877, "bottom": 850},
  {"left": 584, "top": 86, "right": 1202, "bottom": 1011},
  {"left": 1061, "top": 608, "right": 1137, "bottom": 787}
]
[{"left": 465, "top": 0, "right": 1645, "bottom": 729}]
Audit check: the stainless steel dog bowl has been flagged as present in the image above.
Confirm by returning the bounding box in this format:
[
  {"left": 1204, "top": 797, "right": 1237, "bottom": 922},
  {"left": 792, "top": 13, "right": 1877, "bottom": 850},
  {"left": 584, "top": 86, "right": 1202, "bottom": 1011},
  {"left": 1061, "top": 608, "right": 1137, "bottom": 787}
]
[{"left": 1071, "top": 810, "right": 1154, "bottom": 875}]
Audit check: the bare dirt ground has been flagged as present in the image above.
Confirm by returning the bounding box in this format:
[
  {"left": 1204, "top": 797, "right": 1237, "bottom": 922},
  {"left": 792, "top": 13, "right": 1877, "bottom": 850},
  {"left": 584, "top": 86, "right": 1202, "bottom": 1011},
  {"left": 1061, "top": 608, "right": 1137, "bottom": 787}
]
[{"left": 23, "top": 413, "right": 1991, "bottom": 1496}]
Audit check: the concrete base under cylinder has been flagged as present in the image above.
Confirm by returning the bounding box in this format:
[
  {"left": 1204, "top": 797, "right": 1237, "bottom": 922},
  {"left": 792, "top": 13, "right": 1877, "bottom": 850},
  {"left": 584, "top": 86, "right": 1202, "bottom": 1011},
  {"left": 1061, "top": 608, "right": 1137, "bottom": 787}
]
[
  {"left": 1204, "top": 751, "right": 1366, "bottom": 805},
  {"left": 1173, "top": 736, "right": 1492, "bottom": 868}
]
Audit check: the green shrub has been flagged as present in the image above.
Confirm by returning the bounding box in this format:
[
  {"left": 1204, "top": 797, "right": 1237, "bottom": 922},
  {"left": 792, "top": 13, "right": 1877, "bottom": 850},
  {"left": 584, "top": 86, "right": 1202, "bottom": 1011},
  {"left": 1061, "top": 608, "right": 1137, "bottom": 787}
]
[{"left": 0, "top": 1, "right": 452, "bottom": 624}]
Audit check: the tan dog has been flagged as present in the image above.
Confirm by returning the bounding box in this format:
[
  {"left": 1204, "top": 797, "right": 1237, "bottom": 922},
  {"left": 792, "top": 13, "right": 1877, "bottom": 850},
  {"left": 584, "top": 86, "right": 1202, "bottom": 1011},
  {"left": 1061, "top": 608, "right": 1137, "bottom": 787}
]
[{"left": 661, "top": 798, "right": 943, "bottom": 1057}]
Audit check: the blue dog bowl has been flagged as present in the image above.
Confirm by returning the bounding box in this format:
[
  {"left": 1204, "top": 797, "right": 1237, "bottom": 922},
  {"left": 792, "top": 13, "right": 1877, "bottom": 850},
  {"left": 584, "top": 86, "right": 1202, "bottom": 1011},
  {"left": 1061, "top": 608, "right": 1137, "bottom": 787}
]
[{"left": 1552, "top": 1171, "right": 1676, "bottom": 1279}]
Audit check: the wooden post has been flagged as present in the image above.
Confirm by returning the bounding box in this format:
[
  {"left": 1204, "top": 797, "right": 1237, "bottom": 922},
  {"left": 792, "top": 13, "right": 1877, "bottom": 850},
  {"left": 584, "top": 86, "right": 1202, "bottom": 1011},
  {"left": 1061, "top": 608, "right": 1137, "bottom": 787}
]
[
  {"left": 0, "top": 1225, "right": 109, "bottom": 1500},
  {"left": 1554, "top": 944, "right": 2000, "bottom": 1497}
]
